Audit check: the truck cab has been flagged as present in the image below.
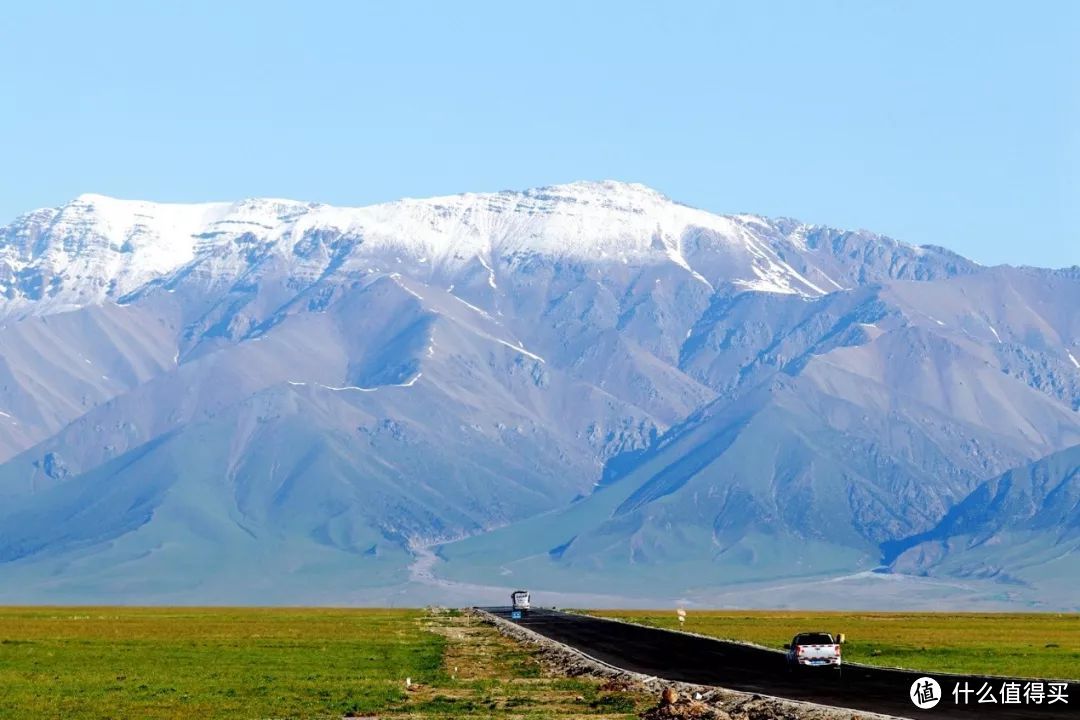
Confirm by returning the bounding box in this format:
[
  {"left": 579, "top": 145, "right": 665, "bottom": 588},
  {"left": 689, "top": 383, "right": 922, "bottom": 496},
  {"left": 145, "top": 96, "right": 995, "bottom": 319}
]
[
  {"left": 785, "top": 632, "right": 842, "bottom": 671},
  {"left": 510, "top": 590, "right": 531, "bottom": 612}
]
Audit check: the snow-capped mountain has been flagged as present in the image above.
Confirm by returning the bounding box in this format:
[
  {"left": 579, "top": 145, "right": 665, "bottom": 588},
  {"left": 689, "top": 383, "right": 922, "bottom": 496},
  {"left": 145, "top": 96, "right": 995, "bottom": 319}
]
[
  {"left": 0, "top": 181, "right": 1077, "bottom": 606},
  {"left": 1, "top": 181, "right": 973, "bottom": 318}
]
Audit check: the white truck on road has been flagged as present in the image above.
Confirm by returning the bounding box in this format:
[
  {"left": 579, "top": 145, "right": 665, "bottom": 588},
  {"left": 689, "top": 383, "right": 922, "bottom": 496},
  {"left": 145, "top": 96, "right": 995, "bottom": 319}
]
[
  {"left": 510, "top": 590, "right": 531, "bottom": 612},
  {"left": 785, "top": 632, "right": 842, "bottom": 672}
]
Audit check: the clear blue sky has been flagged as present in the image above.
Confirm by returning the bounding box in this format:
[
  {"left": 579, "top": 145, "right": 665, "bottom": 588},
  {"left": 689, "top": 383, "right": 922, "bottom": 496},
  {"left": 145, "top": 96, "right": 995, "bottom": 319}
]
[{"left": 3, "top": 1, "right": 1077, "bottom": 266}]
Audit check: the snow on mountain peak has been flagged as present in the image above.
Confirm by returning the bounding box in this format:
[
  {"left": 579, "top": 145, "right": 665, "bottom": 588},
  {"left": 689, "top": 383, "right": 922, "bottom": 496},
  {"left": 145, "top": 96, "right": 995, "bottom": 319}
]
[
  {"left": 0, "top": 181, "right": 958, "bottom": 317},
  {"left": 298, "top": 179, "right": 746, "bottom": 268}
]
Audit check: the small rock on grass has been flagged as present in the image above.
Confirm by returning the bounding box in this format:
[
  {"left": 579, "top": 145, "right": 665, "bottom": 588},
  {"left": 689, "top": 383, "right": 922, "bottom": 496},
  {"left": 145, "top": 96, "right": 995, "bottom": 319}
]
[{"left": 642, "top": 696, "right": 728, "bottom": 719}]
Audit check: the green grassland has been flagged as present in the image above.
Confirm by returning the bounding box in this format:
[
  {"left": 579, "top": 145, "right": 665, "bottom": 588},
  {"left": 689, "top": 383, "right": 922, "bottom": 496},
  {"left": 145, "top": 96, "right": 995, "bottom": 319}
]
[
  {"left": 587, "top": 609, "right": 1080, "bottom": 680},
  {"left": 0, "top": 607, "right": 650, "bottom": 719}
]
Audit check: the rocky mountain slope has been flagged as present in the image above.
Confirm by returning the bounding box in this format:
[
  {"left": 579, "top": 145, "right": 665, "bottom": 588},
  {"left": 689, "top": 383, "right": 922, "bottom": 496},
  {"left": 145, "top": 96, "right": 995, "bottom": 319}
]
[
  {"left": 0, "top": 181, "right": 1077, "bottom": 604},
  {"left": 885, "top": 443, "right": 1080, "bottom": 587}
]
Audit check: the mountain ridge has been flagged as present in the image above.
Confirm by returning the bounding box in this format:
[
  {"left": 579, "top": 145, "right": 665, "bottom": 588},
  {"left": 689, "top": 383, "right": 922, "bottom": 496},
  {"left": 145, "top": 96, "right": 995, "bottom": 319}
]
[
  {"left": 2, "top": 181, "right": 981, "bottom": 318},
  {"left": 0, "top": 181, "right": 1077, "bottom": 606}
]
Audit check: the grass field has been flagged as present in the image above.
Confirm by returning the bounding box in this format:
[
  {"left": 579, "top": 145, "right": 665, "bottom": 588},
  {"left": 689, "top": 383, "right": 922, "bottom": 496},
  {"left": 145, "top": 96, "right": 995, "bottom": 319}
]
[
  {"left": 587, "top": 610, "right": 1080, "bottom": 680},
  {"left": 0, "top": 607, "right": 650, "bottom": 719}
]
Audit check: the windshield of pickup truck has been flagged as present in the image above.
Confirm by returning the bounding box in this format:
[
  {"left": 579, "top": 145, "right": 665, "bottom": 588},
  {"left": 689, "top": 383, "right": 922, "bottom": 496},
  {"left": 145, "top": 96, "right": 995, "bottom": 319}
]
[{"left": 795, "top": 634, "right": 834, "bottom": 645}]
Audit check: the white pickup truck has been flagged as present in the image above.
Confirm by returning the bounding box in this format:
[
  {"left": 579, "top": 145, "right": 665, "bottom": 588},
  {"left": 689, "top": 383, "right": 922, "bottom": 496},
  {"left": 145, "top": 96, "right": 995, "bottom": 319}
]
[{"left": 785, "top": 632, "right": 842, "bottom": 672}]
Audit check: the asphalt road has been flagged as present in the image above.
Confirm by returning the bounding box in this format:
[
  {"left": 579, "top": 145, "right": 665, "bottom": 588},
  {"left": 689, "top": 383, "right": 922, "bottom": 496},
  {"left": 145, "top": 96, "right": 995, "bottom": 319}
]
[{"left": 485, "top": 608, "right": 1078, "bottom": 720}]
